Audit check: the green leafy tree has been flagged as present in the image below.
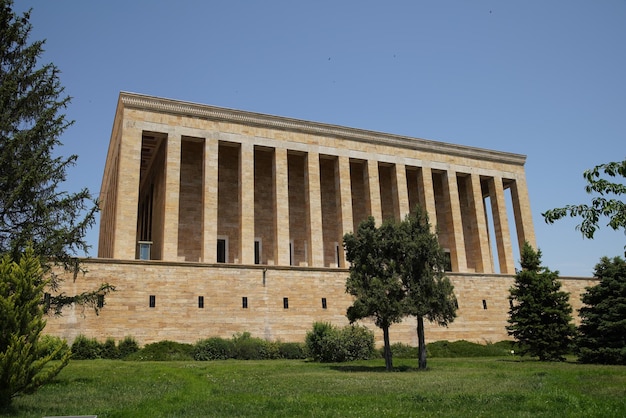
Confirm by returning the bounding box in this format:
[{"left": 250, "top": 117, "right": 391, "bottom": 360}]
[
  {"left": 507, "top": 243, "right": 577, "bottom": 361},
  {"left": 0, "top": 248, "right": 71, "bottom": 408},
  {"left": 576, "top": 256, "right": 626, "bottom": 365},
  {"left": 398, "top": 207, "right": 457, "bottom": 370},
  {"left": 344, "top": 217, "right": 405, "bottom": 371},
  {"left": 543, "top": 160, "right": 626, "bottom": 254}
]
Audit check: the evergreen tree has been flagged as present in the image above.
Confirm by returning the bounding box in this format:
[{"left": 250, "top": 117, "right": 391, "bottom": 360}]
[
  {"left": 344, "top": 217, "right": 405, "bottom": 371},
  {"left": 507, "top": 243, "right": 576, "bottom": 361},
  {"left": 0, "top": 248, "right": 71, "bottom": 408},
  {"left": 398, "top": 207, "right": 457, "bottom": 370},
  {"left": 0, "top": 1, "right": 112, "bottom": 313},
  {"left": 577, "top": 256, "right": 626, "bottom": 365}
]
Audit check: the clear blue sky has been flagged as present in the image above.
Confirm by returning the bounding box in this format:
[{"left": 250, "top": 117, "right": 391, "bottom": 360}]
[{"left": 16, "top": 0, "right": 625, "bottom": 277}]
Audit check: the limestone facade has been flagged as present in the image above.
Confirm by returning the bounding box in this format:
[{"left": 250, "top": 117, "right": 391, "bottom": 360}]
[{"left": 44, "top": 92, "right": 593, "bottom": 345}]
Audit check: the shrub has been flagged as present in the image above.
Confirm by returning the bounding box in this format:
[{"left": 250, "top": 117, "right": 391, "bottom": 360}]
[
  {"left": 427, "top": 340, "right": 515, "bottom": 358},
  {"left": 126, "top": 340, "right": 194, "bottom": 361},
  {"left": 38, "top": 335, "right": 71, "bottom": 361},
  {"left": 232, "top": 332, "right": 274, "bottom": 360},
  {"left": 278, "top": 342, "right": 307, "bottom": 359},
  {"left": 193, "top": 337, "right": 234, "bottom": 360},
  {"left": 101, "top": 337, "right": 120, "bottom": 359},
  {"left": 389, "top": 343, "right": 419, "bottom": 359},
  {"left": 71, "top": 335, "right": 102, "bottom": 360},
  {"left": 306, "top": 322, "right": 374, "bottom": 362},
  {"left": 118, "top": 336, "right": 140, "bottom": 359}
]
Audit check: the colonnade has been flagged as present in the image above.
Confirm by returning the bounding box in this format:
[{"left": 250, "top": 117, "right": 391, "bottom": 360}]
[{"left": 125, "top": 133, "right": 535, "bottom": 275}]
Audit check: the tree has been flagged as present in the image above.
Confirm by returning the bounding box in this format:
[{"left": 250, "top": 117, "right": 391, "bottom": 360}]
[
  {"left": 576, "top": 256, "right": 626, "bottom": 365},
  {"left": 398, "top": 207, "right": 457, "bottom": 370},
  {"left": 0, "top": 248, "right": 71, "bottom": 408},
  {"left": 344, "top": 217, "right": 405, "bottom": 371},
  {"left": 0, "top": 1, "right": 112, "bottom": 406},
  {"left": 543, "top": 160, "right": 626, "bottom": 254},
  {"left": 0, "top": 1, "right": 112, "bottom": 310},
  {"left": 507, "top": 243, "right": 577, "bottom": 361}
]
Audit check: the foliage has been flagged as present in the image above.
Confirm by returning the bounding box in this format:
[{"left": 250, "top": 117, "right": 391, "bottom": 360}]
[
  {"left": 70, "top": 335, "right": 102, "bottom": 360},
  {"left": 277, "top": 342, "right": 307, "bottom": 360},
  {"left": 577, "top": 256, "right": 626, "bottom": 365},
  {"left": 543, "top": 160, "right": 626, "bottom": 254},
  {"left": 231, "top": 332, "right": 280, "bottom": 360},
  {"left": 4, "top": 359, "right": 626, "bottom": 417},
  {"left": 344, "top": 217, "right": 406, "bottom": 370},
  {"left": 100, "top": 338, "right": 120, "bottom": 360},
  {"left": 125, "top": 341, "right": 194, "bottom": 361},
  {"left": 0, "top": 0, "right": 113, "bottom": 314},
  {"left": 507, "top": 243, "right": 577, "bottom": 361},
  {"left": 0, "top": 249, "right": 70, "bottom": 408},
  {"left": 305, "top": 322, "right": 375, "bottom": 363},
  {"left": 117, "top": 336, "right": 139, "bottom": 359},
  {"left": 397, "top": 207, "right": 457, "bottom": 369},
  {"left": 37, "top": 335, "right": 69, "bottom": 361},
  {"left": 193, "top": 337, "right": 234, "bottom": 361}
]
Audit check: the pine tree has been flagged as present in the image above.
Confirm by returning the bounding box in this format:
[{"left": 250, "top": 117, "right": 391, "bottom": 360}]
[
  {"left": 577, "top": 256, "right": 626, "bottom": 365},
  {"left": 507, "top": 243, "right": 576, "bottom": 361},
  {"left": 0, "top": 248, "right": 71, "bottom": 408}
]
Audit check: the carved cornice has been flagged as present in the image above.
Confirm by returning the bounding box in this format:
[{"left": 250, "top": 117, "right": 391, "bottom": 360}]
[{"left": 120, "top": 92, "right": 527, "bottom": 166}]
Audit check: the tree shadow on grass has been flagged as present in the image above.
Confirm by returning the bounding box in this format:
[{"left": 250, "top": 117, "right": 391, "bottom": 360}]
[{"left": 330, "top": 364, "right": 422, "bottom": 373}]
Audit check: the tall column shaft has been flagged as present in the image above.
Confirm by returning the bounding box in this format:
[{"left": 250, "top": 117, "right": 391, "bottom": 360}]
[
  {"left": 395, "top": 163, "right": 410, "bottom": 220},
  {"left": 366, "top": 159, "right": 382, "bottom": 223},
  {"left": 488, "top": 176, "right": 515, "bottom": 274},
  {"left": 336, "top": 156, "right": 354, "bottom": 268},
  {"left": 162, "top": 134, "right": 181, "bottom": 261},
  {"left": 113, "top": 124, "right": 142, "bottom": 259},
  {"left": 274, "top": 148, "right": 291, "bottom": 265},
  {"left": 239, "top": 143, "right": 255, "bottom": 264},
  {"left": 306, "top": 152, "right": 324, "bottom": 267},
  {"left": 201, "top": 137, "right": 219, "bottom": 263},
  {"left": 445, "top": 170, "right": 467, "bottom": 272},
  {"left": 469, "top": 173, "right": 493, "bottom": 273},
  {"left": 511, "top": 175, "right": 536, "bottom": 250},
  {"left": 417, "top": 166, "right": 437, "bottom": 231}
]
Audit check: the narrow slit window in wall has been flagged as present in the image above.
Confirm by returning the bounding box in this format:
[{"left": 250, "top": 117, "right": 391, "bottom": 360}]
[
  {"left": 217, "top": 237, "right": 228, "bottom": 263},
  {"left": 283, "top": 297, "right": 289, "bottom": 309},
  {"left": 44, "top": 292, "right": 51, "bottom": 313},
  {"left": 97, "top": 294, "right": 105, "bottom": 309},
  {"left": 242, "top": 296, "right": 248, "bottom": 309},
  {"left": 509, "top": 299, "right": 513, "bottom": 309},
  {"left": 149, "top": 295, "right": 156, "bottom": 308},
  {"left": 198, "top": 296, "right": 204, "bottom": 309},
  {"left": 321, "top": 298, "right": 327, "bottom": 309},
  {"left": 482, "top": 299, "right": 487, "bottom": 310},
  {"left": 254, "top": 238, "right": 261, "bottom": 265}
]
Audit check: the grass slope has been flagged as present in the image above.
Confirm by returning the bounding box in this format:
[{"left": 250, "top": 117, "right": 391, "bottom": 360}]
[{"left": 2, "top": 358, "right": 625, "bottom": 417}]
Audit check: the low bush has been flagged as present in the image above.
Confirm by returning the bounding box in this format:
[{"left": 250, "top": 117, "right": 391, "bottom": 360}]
[
  {"left": 427, "top": 340, "right": 515, "bottom": 358},
  {"left": 194, "top": 337, "right": 234, "bottom": 360},
  {"left": 305, "top": 322, "right": 375, "bottom": 362},
  {"left": 71, "top": 335, "right": 103, "bottom": 360},
  {"left": 101, "top": 337, "right": 120, "bottom": 359},
  {"left": 118, "top": 336, "right": 140, "bottom": 359},
  {"left": 389, "top": 343, "right": 419, "bottom": 359},
  {"left": 232, "top": 332, "right": 279, "bottom": 360},
  {"left": 126, "top": 340, "right": 194, "bottom": 361},
  {"left": 278, "top": 342, "right": 307, "bottom": 359}
]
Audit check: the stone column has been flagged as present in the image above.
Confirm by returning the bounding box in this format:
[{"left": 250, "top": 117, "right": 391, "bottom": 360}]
[
  {"left": 336, "top": 156, "right": 354, "bottom": 268},
  {"left": 417, "top": 166, "right": 437, "bottom": 231},
  {"left": 162, "top": 134, "right": 181, "bottom": 261},
  {"left": 510, "top": 175, "right": 536, "bottom": 250},
  {"left": 488, "top": 176, "right": 515, "bottom": 274},
  {"left": 306, "top": 152, "right": 324, "bottom": 267},
  {"left": 394, "top": 163, "right": 410, "bottom": 220},
  {"left": 113, "top": 123, "right": 142, "bottom": 259},
  {"left": 444, "top": 170, "right": 467, "bottom": 272},
  {"left": 273, "top": 148, "right": 291, "bottom": 266},
  {"left": 469, "top": 173, "right": 493, "bottom": 273},
  {"left": 201, "top": 137, "right": 219, "bottom": 263},
  {"left": 239, "top": 142, "right": 255, "bottom": 264},
  {"left": 365, "top": 159, "right": 382, "bottom": 223}
]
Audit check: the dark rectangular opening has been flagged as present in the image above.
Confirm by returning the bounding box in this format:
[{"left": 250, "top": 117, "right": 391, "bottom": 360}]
[
  {"left": 283, "top": 297, "right": 289, "bottom": 309},
  {"left": 149, "top": 295, "right": 156, "bottom": 308},
  {"left": 97, "top": 294, "right": 104, "bottom": 309},
  {"left": 43, "top": 292, "right": 51, "bottom": 313},
  {"left": 198, "top": 296, "right": 204, "bottom": 309},
  {"left": 482, "top": 299, "right": 487, "bottom": 310},
  {"left": 242, "top": 296, "right": 248, "bottom": 309},
  {"left": 217, "top": 239, "right": 226, "bottom": 263},
  {"left": 254, "top": 240, "right": 261, "bottom": 265},
  {"left": 321, "top": 297, "right": 327, "bottom": 309}
]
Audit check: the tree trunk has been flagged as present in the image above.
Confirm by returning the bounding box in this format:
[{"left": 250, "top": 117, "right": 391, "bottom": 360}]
[
  {"left": 417, "top": 316, "right": 427, "bottom": 370},
  {"left": 383, "top": 325, "right": 393, "bottom": 371}
]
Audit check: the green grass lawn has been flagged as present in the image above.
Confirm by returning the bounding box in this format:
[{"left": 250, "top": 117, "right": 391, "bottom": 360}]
[{"left": 3, "top": 357, "right": 625, "bottom": 417}]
